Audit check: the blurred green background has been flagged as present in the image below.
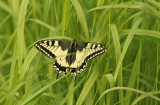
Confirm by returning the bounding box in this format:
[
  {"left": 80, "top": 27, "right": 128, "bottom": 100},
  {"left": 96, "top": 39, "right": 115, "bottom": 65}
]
[{"left": 0, "top": 0, "right": 160, "bottom": 105}]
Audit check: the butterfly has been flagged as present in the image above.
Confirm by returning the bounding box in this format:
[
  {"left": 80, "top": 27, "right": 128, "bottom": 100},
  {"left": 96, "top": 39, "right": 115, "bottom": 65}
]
[{"left": 34, "top": 39, "right": 106, "bottom": 79}]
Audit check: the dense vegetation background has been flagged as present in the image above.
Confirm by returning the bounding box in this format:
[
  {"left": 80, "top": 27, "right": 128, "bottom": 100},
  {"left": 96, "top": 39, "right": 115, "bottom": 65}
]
[{"left": 0, "top": 0, "right": 160, "bottom": 105}]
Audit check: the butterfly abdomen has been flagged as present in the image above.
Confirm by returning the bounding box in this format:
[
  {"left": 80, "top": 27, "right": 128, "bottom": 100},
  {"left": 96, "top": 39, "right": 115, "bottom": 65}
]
[{"left": 66, "top": 41, "right": 77, "bottom": 65}]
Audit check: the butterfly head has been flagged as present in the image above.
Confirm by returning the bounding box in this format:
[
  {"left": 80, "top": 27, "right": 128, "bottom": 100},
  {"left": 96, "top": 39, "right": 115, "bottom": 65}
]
[{"left": 71, "top": 39, "right": 77, "bottom": 47}]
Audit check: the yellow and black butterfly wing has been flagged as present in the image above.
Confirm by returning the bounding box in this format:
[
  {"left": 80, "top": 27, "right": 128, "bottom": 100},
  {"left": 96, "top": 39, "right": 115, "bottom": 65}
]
[
  {"left": 70, "top": 42, "right": 107, "bottom": 74},
  {"left": 34, "top": 40, "right": 70, "bottom": 58},
  {"left": 35, "top": 40, "right": 106, "bottom": 78},
  {"left": 34, "top": 40, "right": 71, "bottom": 75}
]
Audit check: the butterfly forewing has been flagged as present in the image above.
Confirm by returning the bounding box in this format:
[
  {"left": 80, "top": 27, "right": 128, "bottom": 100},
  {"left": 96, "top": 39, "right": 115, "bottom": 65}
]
[
  {"left": 70, "top": 42, "right": 106, "bottom": 70},
  {"left": 34, "top": 40, "right": 70, "bottom": 58}
]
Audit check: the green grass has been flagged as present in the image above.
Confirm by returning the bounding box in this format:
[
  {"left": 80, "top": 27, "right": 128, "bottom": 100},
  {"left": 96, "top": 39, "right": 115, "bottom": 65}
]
[{"left": 0, "top": 0, "right": 160, "bottom": 105}]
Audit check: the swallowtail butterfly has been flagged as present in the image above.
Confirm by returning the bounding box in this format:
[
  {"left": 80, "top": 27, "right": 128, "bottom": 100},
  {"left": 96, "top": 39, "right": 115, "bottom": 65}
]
[{"left": 34, "top": 39, "right": 106, "bottom": 79}]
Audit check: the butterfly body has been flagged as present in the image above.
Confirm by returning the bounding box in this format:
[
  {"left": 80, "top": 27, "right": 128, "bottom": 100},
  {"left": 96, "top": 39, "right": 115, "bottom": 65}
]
[{"left": 34, "top": 39, "right": 106, "bottom": 78}]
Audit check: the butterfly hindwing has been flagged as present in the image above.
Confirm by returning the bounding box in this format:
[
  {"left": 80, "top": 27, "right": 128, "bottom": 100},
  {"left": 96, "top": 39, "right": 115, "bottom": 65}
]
[
  {"left": 53, "top": 61, "right": 67, "bottom": 78},
  {"left": 76, "top": 61, "right": 87, "bottom": 74}
]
